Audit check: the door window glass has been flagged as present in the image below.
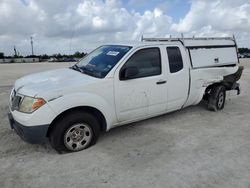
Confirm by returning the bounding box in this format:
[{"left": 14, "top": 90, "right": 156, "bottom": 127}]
[
  {"left": 167, "top": 47, "right": 183, "bottom": 73},
  {"left": 120, "top": 48, "right": 161, "bottom": 79}
]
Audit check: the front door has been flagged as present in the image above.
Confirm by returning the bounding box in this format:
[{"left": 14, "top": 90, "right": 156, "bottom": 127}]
[{"left": 114, "top": 47, "right": 167, "bottom": 122}]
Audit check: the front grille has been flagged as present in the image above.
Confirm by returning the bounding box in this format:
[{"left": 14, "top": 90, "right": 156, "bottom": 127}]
[{"left": 11, "top": 90, "right": 22, "bottom": 111}]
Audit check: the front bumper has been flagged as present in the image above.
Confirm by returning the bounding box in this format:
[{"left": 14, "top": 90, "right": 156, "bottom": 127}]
[{"left": 8, "top": 113, "right": 49, "bottom": 144}]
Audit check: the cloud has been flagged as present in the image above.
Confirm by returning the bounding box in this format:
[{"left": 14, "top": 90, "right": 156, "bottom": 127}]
[
  {"left": 0, "top": 0, "right": 174, "bottom": 55},
  {"left": 0, "top": 0, "right": 249, "bottom": 55},
  {"left": 171, "top": 0, "right": 250, "bottom": 47}
]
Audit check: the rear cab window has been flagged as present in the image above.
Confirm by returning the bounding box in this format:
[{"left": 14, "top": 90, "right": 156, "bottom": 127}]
[{"left": 167, "top": 47, "right": 183, "bottom": 73}]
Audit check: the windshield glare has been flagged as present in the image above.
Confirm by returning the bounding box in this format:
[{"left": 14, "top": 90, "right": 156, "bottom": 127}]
[{"left": 77, "top": 45, "right": 132, "bottom": 78}]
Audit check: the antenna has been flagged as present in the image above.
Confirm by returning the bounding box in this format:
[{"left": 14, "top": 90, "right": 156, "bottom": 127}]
[{"left": 30, "top": 36, "right": 34, "bottom": 56}]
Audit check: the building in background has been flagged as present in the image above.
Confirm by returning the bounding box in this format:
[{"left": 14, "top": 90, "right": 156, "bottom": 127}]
[{"left": 0, "top": 57, "right": 39, "bottom": 63}]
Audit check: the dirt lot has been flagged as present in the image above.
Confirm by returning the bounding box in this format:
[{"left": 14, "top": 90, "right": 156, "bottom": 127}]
[{"left": 0, "top": 60, "right": 250, "bottom": 188}]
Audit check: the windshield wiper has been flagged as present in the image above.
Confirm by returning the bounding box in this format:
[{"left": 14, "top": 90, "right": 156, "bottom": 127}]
[
  {"left": 70, "top": 64, "right": 100, "bottom": 78},
  {"left": 80, "top": 66, "right": 101, "bottom": 78},
  {"left": 70, "top": 64, "right": 83, "bottom": 73}
]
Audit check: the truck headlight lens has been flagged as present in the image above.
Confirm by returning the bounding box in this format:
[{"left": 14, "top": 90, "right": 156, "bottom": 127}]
[{"left": 19, "top": 96, "right": 46, "bottom": 113}]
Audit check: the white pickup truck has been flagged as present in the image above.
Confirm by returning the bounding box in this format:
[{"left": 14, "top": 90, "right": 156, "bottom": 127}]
[{"left": 8, "top": 37, "right": 243, "bottom": 153}]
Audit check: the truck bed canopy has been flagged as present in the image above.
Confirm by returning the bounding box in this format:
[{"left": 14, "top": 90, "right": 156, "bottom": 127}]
[{"left": 142, "top": 37, "right": 239, "bottom": 68}]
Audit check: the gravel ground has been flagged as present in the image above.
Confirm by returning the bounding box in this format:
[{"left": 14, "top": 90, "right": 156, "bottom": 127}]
[{"left": 0, "top": 60, "right": 250, "bottom": 188}]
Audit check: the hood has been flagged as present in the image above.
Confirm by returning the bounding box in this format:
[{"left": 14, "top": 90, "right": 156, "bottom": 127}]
[{"left": 15, "top": 68, "right": 98, "bottom": 98}]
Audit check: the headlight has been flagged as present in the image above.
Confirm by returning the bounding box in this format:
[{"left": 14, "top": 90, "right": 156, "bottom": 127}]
[{"left": 19, "top": 96, "right": 46, "bottom": 113}]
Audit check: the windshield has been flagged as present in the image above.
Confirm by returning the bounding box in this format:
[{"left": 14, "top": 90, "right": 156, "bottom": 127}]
[{"left": 75, "top": 45, "right": 132, "bottom": 78}]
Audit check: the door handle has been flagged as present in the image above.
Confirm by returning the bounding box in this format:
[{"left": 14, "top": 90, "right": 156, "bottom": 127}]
[{"left": 156, "top": 80, "right": 167, "bottom": 85}]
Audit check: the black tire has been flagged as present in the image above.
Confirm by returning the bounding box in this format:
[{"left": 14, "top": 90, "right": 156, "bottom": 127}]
[
  {"left": 207, "top": 85, "right": 226, "bottom": 111},
  {"left": 49, "top": 111, "right": 100, "bottom": 153}
]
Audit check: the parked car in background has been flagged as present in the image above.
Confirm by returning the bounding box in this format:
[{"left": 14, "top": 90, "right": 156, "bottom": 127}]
[
  {"left": 48, "top": 57, "right": 58, "bottom": 62},
  {"left": 62, "top": 58, "right": 77, "bottom": 62},
  {"left": 239, "top": 52, "right": 250, "bottom": 58},
  {"left": 238, "top": 53, "right": 245, "bottom": 58}
]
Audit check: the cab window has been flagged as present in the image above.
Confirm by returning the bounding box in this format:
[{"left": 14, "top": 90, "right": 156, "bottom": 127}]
[
  {"left": 120, "top": 48, "right": 161, "bottom": 80},
  {"left": 167, "top": 47, "right": 183, "bottom": 73}
]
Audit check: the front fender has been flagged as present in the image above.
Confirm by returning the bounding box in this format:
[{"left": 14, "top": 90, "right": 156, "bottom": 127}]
[{"left": 47, "top": 92, "right": 116, "bottom": 130}]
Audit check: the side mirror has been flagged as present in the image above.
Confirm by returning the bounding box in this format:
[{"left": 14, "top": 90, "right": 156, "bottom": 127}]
[{"left": 120, "top": 66, "right": 139, "bottom": 80}]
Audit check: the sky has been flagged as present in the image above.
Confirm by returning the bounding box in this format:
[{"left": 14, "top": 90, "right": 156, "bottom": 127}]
[{"left": 0, "top": 0, "right": 250, "bottom": 56}]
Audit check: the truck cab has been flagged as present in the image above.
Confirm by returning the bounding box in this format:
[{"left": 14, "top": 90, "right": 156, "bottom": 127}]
[
  {"left": 8, "top": 37, "right": 243, "bottom": 153},
  {"left": 113, "top": 43, "right": 189, "bottom": 122}
]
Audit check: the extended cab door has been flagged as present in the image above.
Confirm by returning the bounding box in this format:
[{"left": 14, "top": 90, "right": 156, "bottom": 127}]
[
  {"left": 165, "top": 46, "right": 189, "bottom": 111},
  {"left": 114, "top": 47, "right": 168, "bottom": 122}
]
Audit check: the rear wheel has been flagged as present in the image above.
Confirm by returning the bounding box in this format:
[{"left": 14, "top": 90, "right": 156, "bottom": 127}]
[
  {"left": 49, "top": 111, "right": 100, "bottom": 153},
  {"left": 207, "top": 85, "right": 226, "bottom": 111}
]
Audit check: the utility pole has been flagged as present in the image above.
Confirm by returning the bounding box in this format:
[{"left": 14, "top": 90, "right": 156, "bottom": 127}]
[
  {"left": 30, "top": 36, "right": 34, "bottom": 56},
  {"left": 14, "top": 45, "right": 17, "bottom": 56}
]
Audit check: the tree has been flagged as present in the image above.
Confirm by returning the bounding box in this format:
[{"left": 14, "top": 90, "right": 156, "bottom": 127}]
[
  {"left": 73, "top": 51, "right": 86, "bottom": 58},
  {"left": 26, "top": 55, "right": 39, "bottom": 58},
  {"left": 40, "top": 54, "right": 49, "bottom": 59},
  {"left": 0, "top": 52, "right": 4, "bottom": 59},
  {"left": 238, "top": 48, "right": 250, "bottom": 53},
  {"left": 55, "top": 53, "right": 62, "bottom": 59}
]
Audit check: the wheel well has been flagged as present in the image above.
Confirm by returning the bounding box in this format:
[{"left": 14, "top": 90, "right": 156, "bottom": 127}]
[
  {"left": 203, "top": 83, "right": 224, "bottom": 101},
  {"left": 46, "top": 106, "right": 107, "bottom": 137},
  {"left": 205, "top": 82, "right": 226, "bottom": 94}
]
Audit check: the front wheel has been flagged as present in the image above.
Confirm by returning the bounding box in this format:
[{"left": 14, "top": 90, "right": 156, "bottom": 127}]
[
  {"left": 49, "top": 111, "right": 100, "bottom": 153},
  {"left": 207, "top": 85, "right": 226, "bottom": 111}
]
